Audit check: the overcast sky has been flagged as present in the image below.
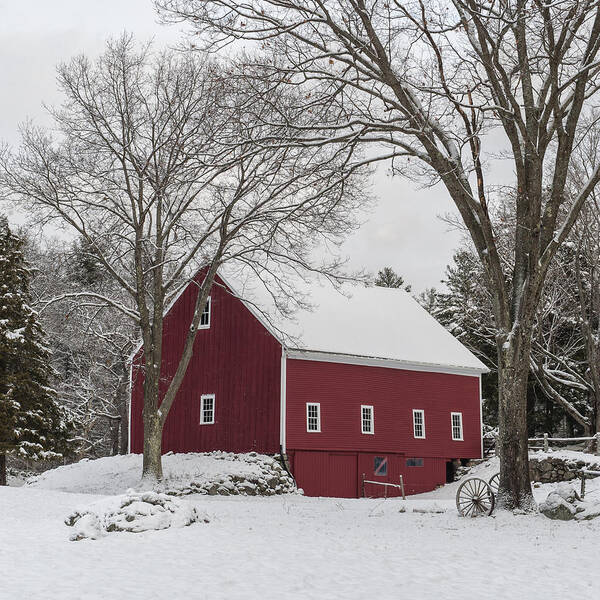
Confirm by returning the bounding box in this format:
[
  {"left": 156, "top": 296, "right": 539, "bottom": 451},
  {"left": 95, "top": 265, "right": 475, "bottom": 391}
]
[{"left": 0, "top": 0, "right": 466, "bottom": 292}]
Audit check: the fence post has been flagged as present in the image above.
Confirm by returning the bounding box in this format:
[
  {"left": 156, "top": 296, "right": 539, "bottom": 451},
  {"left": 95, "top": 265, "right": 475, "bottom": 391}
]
[
  {"left": 543, "top": 433, "right": 549, "bottom": 452},
  {"left": 595, "top": 432, "right": 600, "bottom": 456}
]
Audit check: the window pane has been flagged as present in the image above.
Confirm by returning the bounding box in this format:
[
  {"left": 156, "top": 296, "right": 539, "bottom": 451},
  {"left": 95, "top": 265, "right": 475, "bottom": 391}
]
[
  {"left": 413, "top": 410, "right": 424, "bottom": 438},
  {"left": 452, "top": 413, "right": 462, "bottom": 439},
  {"left": 406, "top": 458, "right": 424, "bottom": 467},
  {"left": 201, "top": 396, "right": 214, "bottom": 423},
  {"left": 362, "top": 406, "right": 372, "bottom": 433},
  {"left": 200, "top": 300, "right": 210, "bottom": 326},
  {"left": 374, "top": 456, "right": 387, "bottom": 476},
  {"left": 307, "top": 404, "right": 320, "bottom": 431}
]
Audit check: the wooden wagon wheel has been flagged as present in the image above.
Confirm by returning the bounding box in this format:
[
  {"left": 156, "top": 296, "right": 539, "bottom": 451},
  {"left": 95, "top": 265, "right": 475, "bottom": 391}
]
[
  {"left": 456, "top": 478, "right": 495, "bottom": 517},
  {"left": 488, "top": 472, "right": 500, "bottom": 496}
]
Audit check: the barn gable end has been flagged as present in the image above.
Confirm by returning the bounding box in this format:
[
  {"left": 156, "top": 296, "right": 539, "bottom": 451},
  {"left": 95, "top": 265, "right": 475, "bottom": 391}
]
[{"left": 130, "top": 272, "right": 283, "bottom": 455}]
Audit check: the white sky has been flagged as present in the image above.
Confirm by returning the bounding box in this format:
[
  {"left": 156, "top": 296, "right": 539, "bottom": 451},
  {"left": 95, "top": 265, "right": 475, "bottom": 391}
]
[{"left": 0, "top": 0, "right": 466, "bottom": 292}]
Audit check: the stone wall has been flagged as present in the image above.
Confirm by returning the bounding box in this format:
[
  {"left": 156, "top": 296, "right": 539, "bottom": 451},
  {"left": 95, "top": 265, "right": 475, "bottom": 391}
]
[{"left": 529, "top": 453, "right": 600, "bottom": 484}]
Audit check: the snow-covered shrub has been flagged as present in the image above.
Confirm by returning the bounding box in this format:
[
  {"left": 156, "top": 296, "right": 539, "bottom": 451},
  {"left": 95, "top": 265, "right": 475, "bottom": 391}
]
[{"left": 65, "top": 490, "right": 208, "bottom": 541}]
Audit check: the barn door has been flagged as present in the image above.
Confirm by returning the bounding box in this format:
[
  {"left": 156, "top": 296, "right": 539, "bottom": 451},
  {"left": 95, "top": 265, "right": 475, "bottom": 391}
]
[
  {"left": 326, "top": 453, "right": 358, "bottom": 498},
  {"left": 293, "top": 451, "right": 358, "bottom": 498}
]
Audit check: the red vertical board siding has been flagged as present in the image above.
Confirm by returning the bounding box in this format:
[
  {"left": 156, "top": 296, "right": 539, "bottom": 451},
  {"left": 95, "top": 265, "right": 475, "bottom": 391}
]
[
  {"left": 292, "top": 451, "right": 359, "bottom": 498},
  {"left": 286, "top": 358, "right": 481, "bottom": 497},
  {"left": 286, "top": 358, "right": 481, "bottom": 457},
  {"left": 130, "top": 273, "right": 282, "bottom": 454}
]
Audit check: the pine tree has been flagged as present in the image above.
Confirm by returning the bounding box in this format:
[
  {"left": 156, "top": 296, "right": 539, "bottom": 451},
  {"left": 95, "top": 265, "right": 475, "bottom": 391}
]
[
  {"left": 0, "top": 217, "right": 72, "bottom": 484},
  {"left": 374, "top": 267, "right": 412, "bottom": 292},
  {"left": 68, "top": 237, "right": 104, "bottom": 287},
  {"left": 431, "top": 249, "right": 499, "bottom": 424}
]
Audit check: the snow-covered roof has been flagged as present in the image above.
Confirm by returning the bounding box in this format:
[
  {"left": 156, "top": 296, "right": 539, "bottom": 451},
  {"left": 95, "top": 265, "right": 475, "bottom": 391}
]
[{"left": 221, "top": 273, "right": 488, "bottom": 376}]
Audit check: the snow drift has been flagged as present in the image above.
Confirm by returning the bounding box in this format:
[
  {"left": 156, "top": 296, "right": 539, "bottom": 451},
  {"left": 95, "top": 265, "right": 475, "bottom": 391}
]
[{"left": 28, "top": 451, "right": 296, "bottom": 497}]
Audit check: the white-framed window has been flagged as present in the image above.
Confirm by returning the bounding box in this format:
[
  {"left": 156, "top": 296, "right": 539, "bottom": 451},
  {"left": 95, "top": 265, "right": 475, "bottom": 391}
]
[
  {"left": 306, "top": 402, "right": 321, "bottom": 432},
  {"left": 361, "top": 405, "right": 374, "bottom": 434},
  {"left": 451, "top": 412, "right": 464, "bottom": 441},
  {"left": 199, "top": 297, "right": 211, "bottom": 329},
  {"left": 413, "top": 409, "right": 425, "bottom": 439},
  {"left": 200, "top": 394, "right": 215, "bottom": 425}
]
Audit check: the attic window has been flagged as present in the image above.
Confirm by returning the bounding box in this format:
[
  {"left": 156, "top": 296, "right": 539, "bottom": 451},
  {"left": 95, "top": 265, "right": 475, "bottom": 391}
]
[
  {"left": 306, "top": 403, "right": 321, "bottom": 432},
  {"left": 413, "top": 409, "right": 425, "bottom": 439},
  {"left": 200, "top": 394, "right": 215, "bottom": 425},
  {"left": 199, "top": 296, "right": 211, "bottom": 329}
]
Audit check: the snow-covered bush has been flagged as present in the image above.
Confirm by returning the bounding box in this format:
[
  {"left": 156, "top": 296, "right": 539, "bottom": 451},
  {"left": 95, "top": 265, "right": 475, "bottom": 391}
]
[{"left": 65, "top": 490, "right": 208, "bottom": 541}]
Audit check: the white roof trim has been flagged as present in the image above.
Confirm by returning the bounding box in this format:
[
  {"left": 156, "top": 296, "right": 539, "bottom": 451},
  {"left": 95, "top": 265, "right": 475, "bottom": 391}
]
[{"left": 286, "top": 349, "right": 488, "bottom": 377}]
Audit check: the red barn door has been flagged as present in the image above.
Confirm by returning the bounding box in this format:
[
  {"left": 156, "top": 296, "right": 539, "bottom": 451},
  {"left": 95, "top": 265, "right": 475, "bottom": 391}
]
[{"left": 293, "top": 451, "right": 358, "bottom": 498}]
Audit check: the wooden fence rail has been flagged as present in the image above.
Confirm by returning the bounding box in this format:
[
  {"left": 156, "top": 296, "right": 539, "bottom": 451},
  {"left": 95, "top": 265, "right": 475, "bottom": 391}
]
[
  {"left": 361, "top": 474, "right": 406, "bottom": 500},
  {"left": 528, "top": 432, "right": 600, "bottom": 453}
]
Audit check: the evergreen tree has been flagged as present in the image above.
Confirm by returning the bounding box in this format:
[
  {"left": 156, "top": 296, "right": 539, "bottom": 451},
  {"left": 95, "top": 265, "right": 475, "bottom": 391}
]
[
  {"left": 374, "top": 267, "right": 412, "bottom": 292},
  {"left": 68, "top": 237, "right": 104, "bottom": 287},
  {"left": 0, "top": 217, "right": 72, "bottom": 484},
  {"left": 431, "top": 249, "right": 499, "bottom": 425}
]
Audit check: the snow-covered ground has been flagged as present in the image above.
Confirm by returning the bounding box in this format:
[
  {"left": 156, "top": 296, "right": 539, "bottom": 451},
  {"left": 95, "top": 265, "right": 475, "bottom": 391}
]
[
  {"left": 3, "top": 455, "right": 600, "bottom": 599},
  {"left": 27, "top": 451, "right": 294, "bottom": 496}
]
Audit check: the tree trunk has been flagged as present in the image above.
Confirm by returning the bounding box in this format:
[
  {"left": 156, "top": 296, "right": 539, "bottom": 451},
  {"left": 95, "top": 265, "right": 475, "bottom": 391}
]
[
  {"left": 110, "top": 418, "right": 120, "bottom": 456},
  {"left": 142, "top": 409, "right": 163, "bottom": 482},
  {"left": 119, "top": 390, "right": 129, "bottom": 455},
  {"left": 496, "top": 328, "right": 535, "bottom": 511},
  {"left": 0, "top": 453, "right": 6, "bottom": 486}
]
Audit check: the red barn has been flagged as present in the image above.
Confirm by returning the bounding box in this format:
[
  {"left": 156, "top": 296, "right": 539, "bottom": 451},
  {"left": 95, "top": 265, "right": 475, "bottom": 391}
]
[{"left": 130, "top": 270, "right": 488, "bottom": 498}]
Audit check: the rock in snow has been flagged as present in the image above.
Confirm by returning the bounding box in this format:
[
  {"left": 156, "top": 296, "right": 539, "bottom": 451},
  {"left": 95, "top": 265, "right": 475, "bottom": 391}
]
[
  {"left": 539, "top": 482, "right": 600, "bottom": 521},
  {"left": 65, "top": 490, "right": 208, "bottom": 541},
  {"left": 539, "top": 483, "right": 581, "bottom": 520}
]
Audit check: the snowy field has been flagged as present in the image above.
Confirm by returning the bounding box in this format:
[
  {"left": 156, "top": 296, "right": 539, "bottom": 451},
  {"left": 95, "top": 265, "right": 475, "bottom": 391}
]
[{"left": 2, "top": 456, "right": 600, "bottom": 600}]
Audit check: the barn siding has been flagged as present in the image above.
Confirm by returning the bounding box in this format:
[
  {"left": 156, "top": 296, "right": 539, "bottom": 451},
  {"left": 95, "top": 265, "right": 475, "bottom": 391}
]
[
  {"left": 130, "top": 273, "right": 282, "bottom": 455},
  {"left": 286, "top": 358, "right": 481, "bottom": 497}
]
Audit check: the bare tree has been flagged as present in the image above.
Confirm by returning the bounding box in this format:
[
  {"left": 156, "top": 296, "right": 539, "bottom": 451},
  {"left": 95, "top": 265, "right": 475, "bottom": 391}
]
[
  {"left": 574, "top": 204, "right": 600, "bottom": 434},
  {"left": 159, "top": 0, "right": 600, "bottom": 509},
  {"left": 571, "top": 119, "right": 600, "bottom": 435},
  {"left": 25, "top": 236, "right": 135, "bottom": 458},
  {"left": 0, "top": 35, "right": 366, "bottom": 482}
]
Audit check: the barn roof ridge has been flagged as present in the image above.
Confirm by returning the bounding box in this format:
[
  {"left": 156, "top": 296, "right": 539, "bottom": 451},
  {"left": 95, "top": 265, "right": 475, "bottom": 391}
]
[{"left": 129, "top": 266, "right": 488, "bottom": 376}]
